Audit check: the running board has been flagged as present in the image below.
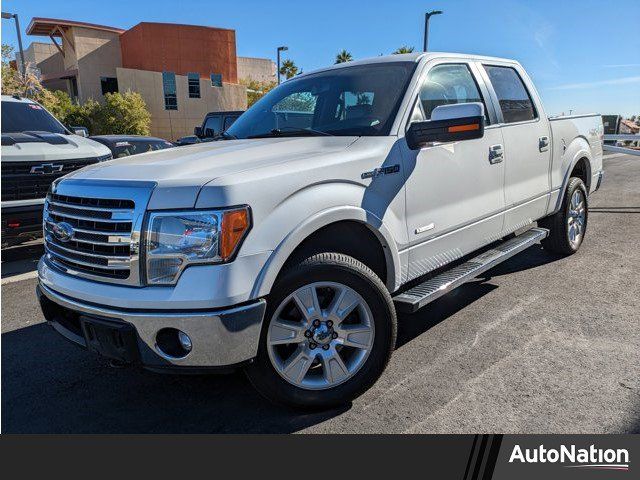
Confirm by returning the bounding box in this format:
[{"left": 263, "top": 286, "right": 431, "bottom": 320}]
[{"left": 393, "top": 227, "right": 549, "bottom": 313}]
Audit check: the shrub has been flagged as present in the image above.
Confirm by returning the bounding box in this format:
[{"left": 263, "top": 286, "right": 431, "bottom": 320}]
[{"left": 91, "top": 91, "right": 151, "bottom": 135}]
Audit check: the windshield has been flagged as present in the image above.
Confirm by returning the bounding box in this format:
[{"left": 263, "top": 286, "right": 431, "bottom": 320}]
[
  {"left": 1, "top": 100, "right": 67, "bottom": 135},
  {"left": 226, "top": 62, "right": 416, "bottom": 138}
]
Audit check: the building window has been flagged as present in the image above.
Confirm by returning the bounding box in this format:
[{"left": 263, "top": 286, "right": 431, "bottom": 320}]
[
  {"left": 210, "top": 73, "right": 223, "bottom": 87},
  {"left": 187, "top": 73, "right": 200, "bottom": 98},
  {"left": 100, "top": 77, "right": 119, "bottom": 95},
  {"left": 162, "top": 72, "right": 178, "bottom": 110}
]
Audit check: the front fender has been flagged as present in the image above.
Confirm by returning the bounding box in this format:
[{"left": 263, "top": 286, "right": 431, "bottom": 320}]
[{"left": 250, "top": 204, "right": 402, "bottom": 299}]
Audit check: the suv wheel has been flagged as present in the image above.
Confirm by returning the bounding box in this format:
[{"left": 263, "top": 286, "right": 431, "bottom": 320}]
[{"left": 245, "top": 253, "right": 397, "bottom": 409}]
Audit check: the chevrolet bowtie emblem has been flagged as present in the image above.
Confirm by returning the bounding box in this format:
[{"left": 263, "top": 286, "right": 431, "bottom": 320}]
[{"left": 30, "top": 163, "right": 64, "bottom": 175}]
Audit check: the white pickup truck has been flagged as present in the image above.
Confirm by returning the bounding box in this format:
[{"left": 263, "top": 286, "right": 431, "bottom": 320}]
[{"left": 37, "top": 53, "right": 603, "bottom": 408}]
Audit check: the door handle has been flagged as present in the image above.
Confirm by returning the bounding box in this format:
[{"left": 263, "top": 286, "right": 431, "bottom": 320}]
[
  {"left": 489, "top": 144, "right": 504, "bottom": 164},
  {"left": 539, "top": 136, "right": 550, "bottom": 152}
]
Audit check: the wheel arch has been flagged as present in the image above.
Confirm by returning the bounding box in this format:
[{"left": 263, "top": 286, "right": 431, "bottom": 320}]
[
  {"left": 251, "top": 207, "right": 401, "bottom": 298},
  {"left": 552, "top": 136, "right": 594, "bottom": 213}
]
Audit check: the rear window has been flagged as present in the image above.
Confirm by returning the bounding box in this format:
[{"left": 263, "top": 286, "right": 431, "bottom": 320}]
[
  {"left": 1, "top": 100, "right": 67, "bottom": 134},
  {"left": 484, "top": 66, "right": 537, "bottom": 124}
]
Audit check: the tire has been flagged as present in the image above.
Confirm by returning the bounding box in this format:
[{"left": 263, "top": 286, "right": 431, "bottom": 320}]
[
  {"left": 245, "top": 252, "right": 397, "bottom": 409},
  {"left": 539, "top": 177, "right": 588, "bottom": 255}
]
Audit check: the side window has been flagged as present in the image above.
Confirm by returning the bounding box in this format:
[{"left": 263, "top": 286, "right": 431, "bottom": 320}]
[
  {"left": 419, "top": 64, "right": 488, "bottom": 122},
  {"left": 187, "top": 73, "right": 200, "bottom": 98},
  {"left": 162, "top": 72, "right": 177, "bottom": 110},
  {"left": 210, "top": 73, "right": 223, "bottom": 87},
  {"left": 484, "top": 65, "right": 536, "bottom": 123},
  {"left": 223, "top": 115, "right": 238, "bottom": 130},
  {"left": 203, "top": 116, "right": 223, "bottom": 135}
]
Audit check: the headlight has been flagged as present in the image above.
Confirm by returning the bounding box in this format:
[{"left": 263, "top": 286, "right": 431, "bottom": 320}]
[{"left": 144, "top": 207, "right": 250, "bottom": 285}]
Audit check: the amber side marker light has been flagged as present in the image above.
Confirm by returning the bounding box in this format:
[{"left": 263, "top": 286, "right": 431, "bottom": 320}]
[
  {"left": 448, "top": 123, "right": 480, "bottom": 133},
  {"left": 220, "top": 208, "right": 250, "bottom": 260}
]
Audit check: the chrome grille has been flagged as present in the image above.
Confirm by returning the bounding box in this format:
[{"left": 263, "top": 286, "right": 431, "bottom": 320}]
[{"left": 44, "top": 193, "right": 135, "bottom": 280}]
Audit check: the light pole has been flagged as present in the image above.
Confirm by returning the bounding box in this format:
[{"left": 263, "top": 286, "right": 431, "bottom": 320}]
[
  {"left": 277, "top": 46, "right": 288, "bottom": 84},
  {"left": 2, "top": 11, "right": 26, "bottom": 77},
  {"left": 423, "top": 10, "right": 443, "bottom": 52}
]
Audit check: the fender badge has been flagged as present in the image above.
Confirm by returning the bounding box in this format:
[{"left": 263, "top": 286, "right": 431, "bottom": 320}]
[{"left": 361, "top": 164, "right": 400, "bottom": 179}]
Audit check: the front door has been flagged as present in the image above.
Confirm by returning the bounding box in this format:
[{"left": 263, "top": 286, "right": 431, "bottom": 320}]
[{"left": 401, "top": 62, "right": 506, "bottom": 282}]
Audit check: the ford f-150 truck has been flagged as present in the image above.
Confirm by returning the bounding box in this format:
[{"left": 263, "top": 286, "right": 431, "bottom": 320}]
[
  {"left": 1, "top": 95, "right": 112, "bottom": 246},
  {"left": 37, "top": 53, "right": 604, "bottom": 408}
]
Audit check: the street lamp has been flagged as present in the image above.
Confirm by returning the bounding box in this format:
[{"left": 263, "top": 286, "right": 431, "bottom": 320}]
[
  {"left": 423, "top": 10, "right": 443, "bottom": 52},
  {"left": 277, "top": 46, "right": 288, "bottom": 84},
  {"left": 1, "top": 11, "right": 26, "bottom": 77}
]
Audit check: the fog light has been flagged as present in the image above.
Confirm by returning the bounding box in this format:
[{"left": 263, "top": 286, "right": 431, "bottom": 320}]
[
  {"left": 178, "top": 331, "right": 192, "bottom": 352},
  {"left": 156, "top": 328, "right": 192, "bottom": 359}
]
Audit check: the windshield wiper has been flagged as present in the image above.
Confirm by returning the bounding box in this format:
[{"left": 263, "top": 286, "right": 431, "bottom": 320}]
[{"left": 247, "top": 127, "right": 333, "bottom": 139}]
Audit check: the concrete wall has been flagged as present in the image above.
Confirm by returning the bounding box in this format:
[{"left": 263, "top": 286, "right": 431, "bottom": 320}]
[
  {"left": 116, "top": 67, "right": 247, "bottom": 140},
  {"left": 237, "top": 56, "right": 276, "bottom": 83},
  {"left": 19, "top": 42, "right": 64, "bottom": 76},
  {"left": 65, "top": 26, "right": 123, "bottom": 102}
]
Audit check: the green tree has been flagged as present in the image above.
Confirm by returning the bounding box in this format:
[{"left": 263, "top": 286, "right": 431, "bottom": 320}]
[
  {"left": 335, "top": 50, "right": 353, "bottom": 64},
  {"left": 91, "top": 91, "right": 151, "bottom": 135},
  {"left": 2, "top": 44, "right": 20, "bottom": 94},
  {"left": 241, "top": 78, "right": 277, "bottom": 107},
  {"left": 279, "top": 59, "right": 299, "bottom": 80},
  {"left": 393, "top": 46, "right": 415, "bottom": 54}
]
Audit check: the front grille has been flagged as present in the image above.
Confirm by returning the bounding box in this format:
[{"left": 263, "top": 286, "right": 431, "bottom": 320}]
[
  {"left": 1, "top": 157, "right": 105, "bottom": 202},
  {"left": 44, "top": 193, "right": 134, "bottom": 280}
]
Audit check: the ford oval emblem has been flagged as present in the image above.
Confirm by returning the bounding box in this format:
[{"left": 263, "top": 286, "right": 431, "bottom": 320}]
[{"left": 52, "top": 222, "right": 74, "bottom": 242}]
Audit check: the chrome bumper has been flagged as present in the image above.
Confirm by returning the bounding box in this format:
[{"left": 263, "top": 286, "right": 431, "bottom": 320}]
[{"left": 37, "top": 282, "right": 266, "bottom": 370}]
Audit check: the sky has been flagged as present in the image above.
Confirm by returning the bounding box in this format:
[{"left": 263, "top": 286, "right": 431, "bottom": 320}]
[{"left": 1, "top": 0, "right": 639, "bottom": 116}]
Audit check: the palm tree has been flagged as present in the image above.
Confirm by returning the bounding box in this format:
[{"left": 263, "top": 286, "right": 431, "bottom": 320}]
[
  {"left": 393, "top": 46, "right": 415, "bottom": 54},
  {"left": 335, "top": 50, "right": 353, "bottom": 64},
  {"left": 279, "top": 59, "right": 299, "bottom": 80}
]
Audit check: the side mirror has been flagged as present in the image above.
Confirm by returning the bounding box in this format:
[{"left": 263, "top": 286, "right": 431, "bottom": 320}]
[
  {"left": 204, "top": 127, "right": 216, "bottom": 138},
  {"left": 406, "top": 102, "right": 484, "bottom": 150},
  {"left": 70, "top": 126, "right": 89, "bottom": 137},
  {"left": 194, "top": 126, "right": 203, "bottom": 137}
]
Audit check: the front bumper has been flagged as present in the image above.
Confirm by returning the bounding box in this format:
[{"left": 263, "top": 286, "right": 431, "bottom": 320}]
[
  {"left": 1, "top": 201, "right": 44, "bottom": 246},
  {"left": 37, "top": 282, "right": 266, "bottom": 371}
]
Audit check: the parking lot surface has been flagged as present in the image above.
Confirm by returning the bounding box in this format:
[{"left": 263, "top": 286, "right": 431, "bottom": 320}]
[{"left": 2, "top": 154, "right": 639, "bottom": 433}]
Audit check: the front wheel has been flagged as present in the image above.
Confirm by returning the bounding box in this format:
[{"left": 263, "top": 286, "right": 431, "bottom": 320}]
[
  {"left": 245, "top": 253, "right": 397, "bottom": 409},
  {"left": 539, "top": 177, "right": 588, "bottom": 255}
]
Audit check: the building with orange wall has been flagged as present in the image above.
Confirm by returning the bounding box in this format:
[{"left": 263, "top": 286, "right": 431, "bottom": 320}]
[{"left": 23, "top": 18, "right": 276, "bottom": 140}]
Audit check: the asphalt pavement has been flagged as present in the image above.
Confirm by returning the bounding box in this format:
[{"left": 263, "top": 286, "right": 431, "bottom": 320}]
[{"left": 2, "top": 154, "right": 638, "bottom": 433}]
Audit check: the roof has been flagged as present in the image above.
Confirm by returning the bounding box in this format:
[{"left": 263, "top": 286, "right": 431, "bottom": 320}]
[
  {"left": 1, "top": 95, "right": 37, "bottom": 103},
  {"left": 205, "top": 110, "right": 245, "bottom": 117},
  {"left": 296, "top": 52, "right": 518, "bottom": 78},
  {"left": 126, "top": 21, "right": 235, "bottom": 33},
  {"left": 89, "top": 135, "right": 171, "bottom": 142},
  {"left": 27, "top": 17, "right": 125, "bottom": 36}
]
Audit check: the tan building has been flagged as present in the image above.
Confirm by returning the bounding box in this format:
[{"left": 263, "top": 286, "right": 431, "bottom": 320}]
[
  {"left": 24, "top": 17, "right": 275, "bottom": 139},
  {"left": 237, "top": 56, "right": 277, "bottom": 83}
]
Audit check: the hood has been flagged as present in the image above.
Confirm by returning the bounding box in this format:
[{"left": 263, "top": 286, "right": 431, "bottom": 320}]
[
  {"left": 62, "top": 136, "right": 358, "bottom": 208},
  {"left": 1, "top": 132, "right": 111, "bottom": 162},
  {"left": 65, "top": 137, "right": 358, "bottom": 185}
]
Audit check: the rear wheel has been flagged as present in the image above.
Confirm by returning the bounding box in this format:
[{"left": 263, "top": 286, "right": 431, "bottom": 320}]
[
  {"left": 540, "top": 177, "right": 588, "bottom": 255},
  {"left": 245, "top": 253, "right": 396, "bottom": 409}
]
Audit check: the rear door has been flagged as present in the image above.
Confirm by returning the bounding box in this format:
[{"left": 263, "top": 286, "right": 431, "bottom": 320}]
[
  {"left": 480, "top": 64, "right": 551, "bottom": 232},
  {"left": 400, "top": 61, "right": 506, "bottom": 282}
]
